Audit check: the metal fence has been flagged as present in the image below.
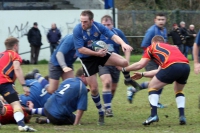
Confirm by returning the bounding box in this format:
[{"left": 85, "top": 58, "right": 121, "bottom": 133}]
[{"left": 118, "top": 10, "right": 200, "bottom": 54}]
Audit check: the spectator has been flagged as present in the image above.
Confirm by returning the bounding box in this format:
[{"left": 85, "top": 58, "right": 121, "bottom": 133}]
[
  {"left": 47, "top": 23, "right": 61, "bottom": 55},
  {"left": 27, "top": 22, "right": 42, "bottom": 64},
  {"left": 180, "top": 21, "right": 189, "bottom": 55},
  {"left": 185, "top": 24, "right": 197, "bottom": 60},
  {"left": 168, "top": 23, "right": 186, "bottom": 53},
  {"left": 179, "top": 21, "right": 188, "bottom": 37}
]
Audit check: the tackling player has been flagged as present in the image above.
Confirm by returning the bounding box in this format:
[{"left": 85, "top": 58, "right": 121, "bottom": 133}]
[
  {"left": 0, "top": 37, "right": 36, "bottom": 132},
  {"left": 73, "top": 10, "right": 140, "bottom": 125},
  {"left": 119, "top": 35, "right": 189, "bottom": 125},
  {"left": 139, "top": 13, "right": 168, "bottom": 108}
]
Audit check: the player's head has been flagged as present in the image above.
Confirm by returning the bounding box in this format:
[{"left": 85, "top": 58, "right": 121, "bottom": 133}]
[
  {"left": 101, "top": 15, "right": 113, "bottom": 30},
  {"left": 151, "top": 35, "right": 165, "bottom": 43},
  {"left": 4, "top": 37, "right": 19, "bottom": 53},
  {"left": 154, "top": 13, "right": 166, "bottom": 28},
  {"left": 80, "top": 10, "right": 94, "bottom": 30},
  {"left": 76, "top": 68, "right": 87, "bottom": 86}
]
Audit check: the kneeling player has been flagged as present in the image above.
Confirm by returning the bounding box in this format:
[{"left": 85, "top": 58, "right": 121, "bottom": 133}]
[{"left": 30, "top": 68, "right": 88, "bottom": 125}]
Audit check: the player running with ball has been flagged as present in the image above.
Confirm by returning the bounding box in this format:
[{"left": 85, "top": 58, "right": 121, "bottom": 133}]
[{"left": 73, "top": 10, "right": 141, "bottom": 125}]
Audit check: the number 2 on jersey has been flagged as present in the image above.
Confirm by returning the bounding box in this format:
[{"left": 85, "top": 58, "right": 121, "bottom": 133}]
[{"left": 59, "top": 84, "right": 70, "bottom": 95}]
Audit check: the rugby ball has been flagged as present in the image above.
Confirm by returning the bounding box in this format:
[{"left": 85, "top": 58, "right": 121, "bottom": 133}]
[{"left": 92, "top": 41, "right": 108, "bottom": 51}]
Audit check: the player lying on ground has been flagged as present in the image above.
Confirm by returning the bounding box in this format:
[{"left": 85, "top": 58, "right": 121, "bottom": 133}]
[
  {"left": 0, "top": 98, "right": 31, "bottom": 125},
  {"left": 20, "top": 69, "right": 51, "bottom": 108},
  {"left": 118, "top": 35, "right": 190, "bottom": 125}
]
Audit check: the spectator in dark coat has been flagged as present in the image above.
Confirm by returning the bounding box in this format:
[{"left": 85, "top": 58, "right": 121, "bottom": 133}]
[
  {"left": 47, "top": 23, "right": 61, "bottom": 55},
  {"left": 27, "top": 22, "right": 42, "bottom": 64},
  {"left": 180, "top": 21, "right": 188, "bottom": 37},
  {"left": 185, "top": 24, "right": 197, "bottom": 60},
  {"left": 168, "top": 23, "right": 186, "bottom": 54}
]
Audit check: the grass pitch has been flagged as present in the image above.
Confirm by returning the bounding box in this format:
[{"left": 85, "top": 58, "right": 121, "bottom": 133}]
[{"left": 1, "top": 54, "right": 200, "bottom": 133}]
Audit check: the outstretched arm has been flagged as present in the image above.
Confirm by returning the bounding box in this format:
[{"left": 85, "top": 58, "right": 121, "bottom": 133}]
[
  {"left": 111, "top": 34, "right": 133, "bottom": 52},
  {"left": 193, "top": 43, "right": 200, "bottom": 74},
  {"left": 74, "top": 110, "right": 84, "bottom": 125},
  {"left": 131, "top": 67, "right": 161, "bottom": 80},
  {"left": 123, "top": 58, "right": 149, "bottom": 72}
]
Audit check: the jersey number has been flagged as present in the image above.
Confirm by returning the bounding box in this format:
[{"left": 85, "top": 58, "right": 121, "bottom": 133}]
[
  {"left": 59, "top": 84, "right": 70, "bottom": 95},
  {"left": 40, "top": 88, "right": 47, "bottom": 97}
]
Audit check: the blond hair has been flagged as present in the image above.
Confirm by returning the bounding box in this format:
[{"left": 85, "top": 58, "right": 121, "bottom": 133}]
[
  {"left": 151, "top": 35, "right": 164, "bottom": 43},
  {"left": 4, "top": 37, "right": 19, "bottom": 50}
]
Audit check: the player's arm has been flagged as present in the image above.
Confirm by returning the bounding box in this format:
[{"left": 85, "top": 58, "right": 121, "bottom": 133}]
[
  {"left": 117, "top": 29, "right": 131, "bottom": 62},
  {"left": 193, "top": 42, "right": 200, "bottom": 74},
  {"left": 111, "top": 34, "right": 133, "bottom": 52},
  {"left": 13, "top": 61, "right": 30, "bottom": 95},
  {"left": 78, "top": 47, "right": 107, "bottom": 57},
  {"left": 73, "top": 109, "right": 84, "bottom": 125},
  {"left": 123, "top": 58, "right": 150, "bottom": 72},
  {"left": 193, "top": 42, "right": 199, "bottom": 64},
  {"left": 131, "top": 67, "right": 160, "bottom": 80},
  {"left": 56, "top": 52, "right": 72, "bottom": 73},
  {"left": 73, "top": 25, "right": 107, "bottom": 57}
]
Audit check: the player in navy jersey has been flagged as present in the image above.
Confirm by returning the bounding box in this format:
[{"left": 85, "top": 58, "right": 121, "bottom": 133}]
[
  {"left": 48, "top": 34, "right": 77, "bottom": 94},
  {"left": 32, "top": 68, "right": 88, "bottom": 125},
  {"left": 73, "top": 10, "right": 140, "bottom": 125},
  {"left": 98, "top": 15, "right": 131, "bottom": 117}
]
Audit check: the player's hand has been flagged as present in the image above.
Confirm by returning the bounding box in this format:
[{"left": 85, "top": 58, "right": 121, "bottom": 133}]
[
  {"left": 97, "top": 49, "right": 107, "bottom": 57},
  {"left": 194, "top": 63, "right": 200, "bottom": 74},
  {"left": 121, "top": 43, "right": 133, "bottom": 52},
  {"left": 63, "top": 67, "right": 72, "bottom": 73},
  {"left": 0, "top": 96, "right": 6, "bottom": 104},
  {"left": 26, "top": 101, "right": 34, "bottom": 109},
  {"left": 23, "top": 86, "right": 30, "bottom": 96},
  {"left": 131, "top": 72, "right": 143, "bottom": 80}
]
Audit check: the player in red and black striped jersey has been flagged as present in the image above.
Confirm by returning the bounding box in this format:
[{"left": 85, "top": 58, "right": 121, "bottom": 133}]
[
  {"left": 0, "top": 102, "right": 31, "bottom": 125},
  {"left": 120, "top": 35, "right": 190, "bottom": 126},
  {"left": 0, "top": 37, "right": 36, "bottom": 132}
]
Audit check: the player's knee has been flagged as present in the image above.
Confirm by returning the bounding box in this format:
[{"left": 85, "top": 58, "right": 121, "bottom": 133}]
[
  {"left": 105, "top": 82, "right": 111, "bottom": 89},
  {"left": 90, "top": 89, "right": 99, "bottom": 95},
  {"left": 121, "top": 60, "right": 128, "bottom": 67},
  {"left": 13, "top": 108, "right": 23, "bottom": 113}
]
